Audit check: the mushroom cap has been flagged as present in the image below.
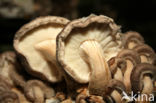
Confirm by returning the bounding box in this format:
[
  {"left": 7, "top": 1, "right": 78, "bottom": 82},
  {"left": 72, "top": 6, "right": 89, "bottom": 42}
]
[
  {"left": 0, "top": 91, "right": 19, "bottom": 103},
  {"left": 14, "top": 16, "right": 69, "bottom": 83},
  {"left": 24, "top": 79, "right": 55, "bottom": 102},
  {"left": 57, "top": 15, "right": 122, "bottom": 83},
  {"left": 106, "top": 79, "right": 126, "bottom": 95},
  {"left": 0, "top": 51, "right": 27, "bottom": 88},
  {"left": 0, "top": 75, "right": 12, "bottom": 93},
  {"left": 117, "top": 49, "right": 141, "bottom": 67},
  {"left": 0, "top": 51, "right": 18, "bottom": 86},
  {"left": 122, "top": 31, "right": 144, "bottom": 49},
  {"left": 108, "top": 57, "right": 126, "bottom": 75},
  {"left": 130, "top": 63, "right": 156, "bottom": 94},
  {"left": 134, "top": 44, "right": 156, "bottom": 65}
]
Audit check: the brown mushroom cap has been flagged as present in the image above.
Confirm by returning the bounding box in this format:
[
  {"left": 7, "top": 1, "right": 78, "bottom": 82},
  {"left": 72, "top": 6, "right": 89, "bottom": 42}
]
[
  {"left": 134, "top": 44, "right": 156, "bottom": 65},
  {"left": 105, "top": 79, "right": 125, "bottom": 103},
  {"left": 117, "top": 49, "right": 141, "bottom": 66},
  {"left": 106, "top": 79, "right": 126, "bottom": 94},
  {"left": 108, "top": 57, "right": 126, "bottom": 76},
  {"left": 0, "top": 51, "right": 17, "bottom": 85},
  {"left": 130, "top": 63, "right": 156, "bottom": 94},
  {"left": 0, "top": 51, "right": 27, "bottom": 88},
  {"left": 14, "top": 16, "right": 69, "bottom": 83},
  {"left": 57, "top": 14, "right": 122, "bottom": 83},
  {"left": 0, "top": 75, "right": 12, "bottom": 93},
  {"left": 12, "top": 88, "right": 30, "bottom": 103},
  {"left": 0, "top": 91, "right": 19, "bottom": 103},
  {"left": 24, "top": 80, "right": 55, "bottom": 102},
  {"left": 117, "top": 49, "right": 141, "bottom": 92},
  {"left": 122, "top": 31, "right": 144, "bottom": 49}
]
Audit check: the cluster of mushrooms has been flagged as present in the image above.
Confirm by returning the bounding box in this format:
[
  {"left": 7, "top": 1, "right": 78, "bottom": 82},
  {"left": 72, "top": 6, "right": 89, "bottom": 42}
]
[{"left": 0, "top": 15, "right": 156, "bottom": 103}]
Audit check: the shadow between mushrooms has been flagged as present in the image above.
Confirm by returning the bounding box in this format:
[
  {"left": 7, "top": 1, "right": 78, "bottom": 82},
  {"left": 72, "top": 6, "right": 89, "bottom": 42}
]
[
  {"left": 14, "top": 16, "right": 69, "bottom": 83},
  {"left": 57, "top": 15, "right": 122, "bottom": 96}
]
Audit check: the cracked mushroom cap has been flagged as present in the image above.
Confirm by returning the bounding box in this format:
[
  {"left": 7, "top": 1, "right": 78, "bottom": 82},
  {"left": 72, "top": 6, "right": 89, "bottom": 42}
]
[
  {"left": 134, "top": 44, "right": 156, "bottom": 65},
  {"left": 57, "top": 15, "right": 122, "bottom": 83},
  {"left": 131, "top": 63, "right": 156, "bottom": 94},
  {"left": 14, "top": 16, "right": 69, "bottom": 83},
  {"left": 122, "top": 31, "right": 144, "bottom": 49}
]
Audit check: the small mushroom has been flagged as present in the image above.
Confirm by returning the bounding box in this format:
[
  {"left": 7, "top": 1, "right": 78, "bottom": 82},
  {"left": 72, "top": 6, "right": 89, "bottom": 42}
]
[
  {"left": 134, "top": 44, "right": 156, "bottom": 65},
  {"left": 131, "top": 63, "right": 156, "bottom": 94},
  {"left": 24, "top": 80, "right": 55, "bottom": 103},
  {"left": 105, "top": 79, "right": 126, "bottom": 103},
  {"left": 117, "top": 49, "right": 141, "bottom": 92},
  {"left": 0, "top": 51, "right": 27, "bottom": 89},
  {"left": 0, "top": 75, "right": 12, "bottom": 93},
  {"left": 108, "top": 57, "right": 126, "bottom": 82},
  {"left": 57, "top": 15, "right": 122, "bottom": 96},
  {"left": 0, "top": 73, "right": 29, "bottom": 103},
  {"left": 0, "top": 91, "right": 19, "bottom": 103},
  {"left": 12, "top": 88, "right": 30, "bottom": 103},
  {"left": 14, "top": 16, "right": 69, "bottom": 83},
  {"left": 122, "top": 31, "right": 144, "bottom": 49},
  {"left": 9, "top": 66, "right": 27, "bottom": 89},
  {"left": 0, "top": 51, "right": 17, "bottom": 86}
]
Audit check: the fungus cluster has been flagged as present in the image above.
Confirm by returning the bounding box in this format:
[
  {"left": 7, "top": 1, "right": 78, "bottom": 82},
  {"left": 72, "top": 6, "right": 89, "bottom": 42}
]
[{"left": 0, "top": 15, "right": 155, "bottom": 103}]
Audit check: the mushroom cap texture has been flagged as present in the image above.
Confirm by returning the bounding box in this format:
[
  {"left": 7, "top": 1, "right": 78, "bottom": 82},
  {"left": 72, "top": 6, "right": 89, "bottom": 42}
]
[
  {"left": 134, "top": 44, "right": 156, "bottom": 65},
  {"left": 106, "top": 79, "right": 126, "bottom": 95},
  {"left": 0, "top": 91, "right": 19, "bottom": 103},
  {"left": 0, "top": 51, "right": 19, "bottom": 86},
  {"left": 122, "top": 31, "right": 144, "bottom": 49},
  {"left": 130, "top": 63, "right": 156, "bottom": 94},
  {"left": 57, "top": 14, "right": 122, "bottom": 83},
  {"left": 24, "top": 80, "right": 55, "bottom": 102},
  {"left": 108, "top": 57, "right": 126, "bottom": 75},
  {"left": 14, "top": 16, "right": 69, "bottom": 83},
  {"left": 117, "top": 49, "right": 141, "bottom": 67}
]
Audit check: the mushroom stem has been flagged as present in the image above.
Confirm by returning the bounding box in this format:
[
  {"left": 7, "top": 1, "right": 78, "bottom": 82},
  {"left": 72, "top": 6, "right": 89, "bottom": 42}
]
[
  {"left": 142, "top": 76, "right": 153, "bottom": 94},
  {"left": 124, "top": 60, "right": 133, "bottom": 92},
  {"left": 140, "top": 55, "right": 149, "bottom": 63},
  {"left": 79, "top": 40, "right": 111, "bottom": 96},
  {"left": 35, "top": 39, "right": 56, "bottom": 63},
  {"left": 114, "top": 68, "right": 123, "bottom": 82},
  {"left": 111, "top": 90, "right": 122, "bottom": 103}
]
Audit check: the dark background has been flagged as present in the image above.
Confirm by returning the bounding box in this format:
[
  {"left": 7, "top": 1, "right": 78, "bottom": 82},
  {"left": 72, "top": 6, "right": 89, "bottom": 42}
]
[{"left": 0, "top": 0, "right": 156, "bottom": 52}]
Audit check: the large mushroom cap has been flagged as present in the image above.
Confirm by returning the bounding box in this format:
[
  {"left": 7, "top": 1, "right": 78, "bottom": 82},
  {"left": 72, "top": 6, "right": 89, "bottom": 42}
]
[
  {"left": 14, "top": 16, "right": 69, "bottom": 83},
  {"left": 57, "top": 15, "right": 122, "bottom": 83}
]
